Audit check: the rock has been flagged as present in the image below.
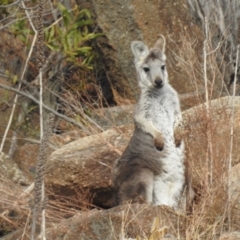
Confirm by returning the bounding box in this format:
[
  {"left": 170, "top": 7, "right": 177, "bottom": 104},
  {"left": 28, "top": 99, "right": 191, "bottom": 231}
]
[
  {"left": 0, "top": 151, "right": 29, "bottom": 185},
  {"left": 182, "top": 96, "right": 240, "bottom": 127},
  {"left": 78, "top": 0, "right": 204, "bottom": 107},
  {"left": 14, "top": 135, "right": 68, "bottom": 181},
  {"left": 14, "top": 132, "right": 88, "bottom": 182},
  {"left": 229, "top": 163, "right": 240, "bottom": 205},
  {"left": 91, "top": 104, "right": 134, "bottom": 130},
  {"left": 223, "top": 163, "right": 240, "bottom": 211},
  {"left": 14, "top": 143, "right": 39, "bottom": 181},
  {"left": 46, "top": 204, "right": 185, "bottom": 240},
  {"left": 78, "top": 0, "right": 143, "bottom": 101},
  {"left": 182, "top": 96, "right": 240, "bottom": 187},
  {"left": 45, "top": 125, "right": 133, "bottom": 208},
  {"left": 219, "top": 232, "right": 240, "bottom": 240}
]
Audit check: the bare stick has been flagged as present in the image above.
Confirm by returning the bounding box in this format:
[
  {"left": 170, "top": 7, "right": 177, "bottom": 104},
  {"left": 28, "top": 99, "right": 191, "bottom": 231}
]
[
  {"left": 0, "top": 88, "right": 19, "bottom": 152},
  {"left": 39, "top": 72, "right": 43, "bottom": 139},
  {"left": 203, "top": 17, "right": 213, "bottom": 189},
  {"left": 39, "top": 68, "right": 45, "bottom": 240}
]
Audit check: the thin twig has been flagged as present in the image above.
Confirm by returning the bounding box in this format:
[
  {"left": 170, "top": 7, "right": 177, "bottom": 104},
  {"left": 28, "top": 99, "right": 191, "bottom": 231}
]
[
  {"left": 21, "top": 1, "right": 37, "bottom": 32},
  {"left": 0, "top": 16, "right": 27, "bottom": 30},
  {"left": 0, "top": 91, "right": 18, "bottom": 152},
  {"left": 21, "top": 210, "right": 31, "bottom": 240},
  {"left": 206, "top": 41, "right": 222, "bottom": 56}
]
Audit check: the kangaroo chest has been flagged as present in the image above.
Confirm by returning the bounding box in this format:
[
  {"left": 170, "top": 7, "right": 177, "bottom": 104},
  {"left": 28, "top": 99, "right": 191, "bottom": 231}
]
[{"left": 144, "top": 91, "right": 177, "bottom": 135}]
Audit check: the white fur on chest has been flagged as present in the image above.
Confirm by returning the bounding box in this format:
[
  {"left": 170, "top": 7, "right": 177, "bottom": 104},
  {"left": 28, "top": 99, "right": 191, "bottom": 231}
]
[
  {"left": 136, "top": 85, "right": 180, "bottom": 141},
  {"left": 153, "top": 145, "right": 185, "bottom": 207}
]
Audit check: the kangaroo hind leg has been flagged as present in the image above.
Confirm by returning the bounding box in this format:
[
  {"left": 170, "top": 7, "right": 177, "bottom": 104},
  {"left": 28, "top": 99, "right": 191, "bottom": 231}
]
[{"left": 117, "top": 166, "right": 154, "bottom": 204}]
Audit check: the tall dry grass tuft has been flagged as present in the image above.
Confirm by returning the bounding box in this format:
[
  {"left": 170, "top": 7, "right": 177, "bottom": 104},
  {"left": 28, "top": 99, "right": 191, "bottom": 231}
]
[
  {"left": 183, "top": 104, "right": 240, "bottom": 239},
  {"left": 0, "top": 177, "right": 95, "bottom": 238},
  {"left": 167, "top": 18, "right": 240, "bottom": 239}
]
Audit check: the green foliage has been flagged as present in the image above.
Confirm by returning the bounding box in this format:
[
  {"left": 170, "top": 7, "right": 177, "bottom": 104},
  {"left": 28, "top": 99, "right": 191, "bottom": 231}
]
[
  {"left": 11, "top": 4, "right": 101, "bottom": 69},
  {"left": 11, "top": 18, "right": 33, "bottom": 45},
  {"left": 45, "top": 4, "right": 101, "bottom": 69},
  {"left": 0, "top": 0, "right": 11, "bottom": 4},
  {"left": 5, "top": 70, "right": 18, "bottom": 84},
  {"left": 0, "top": 0, "right": 10, "bottom": 19}
]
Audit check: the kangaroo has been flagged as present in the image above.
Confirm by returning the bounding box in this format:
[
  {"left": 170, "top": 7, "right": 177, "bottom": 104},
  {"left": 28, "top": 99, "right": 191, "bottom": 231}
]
[
  {"left": 113, "top": 36, "right": 190, "bottom": 209},
  {"left": 132, "top": 36, "right": 183, "bottom": 150}
]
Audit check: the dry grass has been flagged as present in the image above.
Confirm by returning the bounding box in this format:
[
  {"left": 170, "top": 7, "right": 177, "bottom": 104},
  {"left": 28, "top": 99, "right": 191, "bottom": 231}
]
[
  {"left": 183, "top": 107, "right": 240, "bottom": 239},
  {"left": 166, "top": 25, "right": 240, "bottom": 239},
  {"left": 0, "top": 178, "right": 95, "bottom": 238}
]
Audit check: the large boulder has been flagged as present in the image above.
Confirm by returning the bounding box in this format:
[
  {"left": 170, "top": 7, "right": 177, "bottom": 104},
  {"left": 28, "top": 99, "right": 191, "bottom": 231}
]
[
  {"left": 182, "top": 96, "right": 240, "bottom": 187},
  {"left": 77, "top": 0, "right": 204, "bottom": 108},
  {"left": 13, "top": 143, "right": 39, "bottom": 181}
]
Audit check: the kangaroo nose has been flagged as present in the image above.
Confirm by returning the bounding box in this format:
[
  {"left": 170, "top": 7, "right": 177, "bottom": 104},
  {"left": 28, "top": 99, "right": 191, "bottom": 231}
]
[{"left": 154, "top": 77, "right": 163, "bottom": 88}]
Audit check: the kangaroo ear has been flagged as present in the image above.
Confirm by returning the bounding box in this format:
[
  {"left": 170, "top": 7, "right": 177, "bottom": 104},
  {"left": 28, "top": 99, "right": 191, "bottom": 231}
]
[
  {"left": 131, "top": 41, "right": 149, "bottom": 60},
  {"left": 153, "top": 35, "right": 166, "bottom": 53}
]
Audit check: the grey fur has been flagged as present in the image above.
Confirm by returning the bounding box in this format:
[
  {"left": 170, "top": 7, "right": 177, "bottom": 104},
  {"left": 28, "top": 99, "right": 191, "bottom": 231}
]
[{"left": 112, "top": 127, "right": 168, "bottom": 205}]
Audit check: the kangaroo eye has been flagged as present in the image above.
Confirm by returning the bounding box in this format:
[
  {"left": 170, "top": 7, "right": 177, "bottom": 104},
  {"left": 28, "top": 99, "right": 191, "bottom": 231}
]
[
  {"left": 161, "top": 65, "right": 165, "bottom": 71},
  {"left": 143, "top": 67, "right": 150, "bottom": 73}
]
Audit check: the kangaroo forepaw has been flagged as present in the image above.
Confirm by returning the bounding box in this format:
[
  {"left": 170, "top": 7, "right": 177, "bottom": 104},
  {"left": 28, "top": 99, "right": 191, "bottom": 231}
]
[
  {"left": 174, "top": 128, "right": 183, "bottom": 147},
  {"left": 154, "top": 135, "right": 164, "bottom": 151},
  {"left": 175, "top": 136, "right": 182, "bottom": 147}
]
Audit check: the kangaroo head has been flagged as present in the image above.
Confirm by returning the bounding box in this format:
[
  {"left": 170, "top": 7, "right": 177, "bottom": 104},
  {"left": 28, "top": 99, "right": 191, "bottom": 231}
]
[{"left": 131, "top": 35, "right": 168, "bottom": 89}]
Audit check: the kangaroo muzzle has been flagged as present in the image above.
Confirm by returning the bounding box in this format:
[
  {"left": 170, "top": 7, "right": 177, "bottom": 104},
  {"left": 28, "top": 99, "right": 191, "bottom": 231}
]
[{"left": 154, "top": 77, "right": 163, "bottom": 88}]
